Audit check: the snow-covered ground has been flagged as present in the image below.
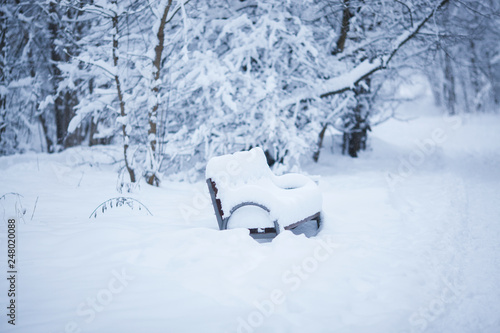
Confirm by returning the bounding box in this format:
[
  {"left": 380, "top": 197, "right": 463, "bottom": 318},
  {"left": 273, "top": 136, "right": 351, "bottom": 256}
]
[{"left": 1, "top": 96, "right": 500, "bottom": 333}]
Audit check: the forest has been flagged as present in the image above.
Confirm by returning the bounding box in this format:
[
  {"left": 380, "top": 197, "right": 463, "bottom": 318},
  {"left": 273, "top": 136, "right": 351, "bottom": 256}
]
[{"left": 1, "top": 0, "right": 498, "bottom": 186}]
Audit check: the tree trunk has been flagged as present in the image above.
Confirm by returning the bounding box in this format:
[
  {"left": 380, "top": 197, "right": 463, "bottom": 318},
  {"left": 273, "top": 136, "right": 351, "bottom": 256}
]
[
  {"left": 313, "top": 124, "right": 329, "bottom": 162},
  {"left": 0, "top": 9, "right": 6, "bottom": 147},
  {"left": 333, "top": 0, "right": 351, "bottom": 55},
  {"left": 314, "top": 0, "right": 351, "bottom": 162},
  {"left": 343, "top": 126, "right": 370, "bottom": 158},
  {"left": 112, "top": 1, "right": 135, "bottom": 183},
  {"left": 146, "top": 0, "right": 173, "bottom": 186},
  {"left": 443, "top": 52, "right": 456, "bottom": 115},
  {"left": 48, "top": 1, "right": 79, "bottom": 149},
  {"left": 48, "top": 1, "right": 62, "bottom": 151},
  {"left": 342, "top": 78, "right": 371, "bottom": 158}
]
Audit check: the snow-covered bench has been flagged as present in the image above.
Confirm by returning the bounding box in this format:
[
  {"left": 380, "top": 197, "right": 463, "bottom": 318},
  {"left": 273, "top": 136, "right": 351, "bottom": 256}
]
[{"left": 206, "top": 147, "right": 322, "bottom": 239}]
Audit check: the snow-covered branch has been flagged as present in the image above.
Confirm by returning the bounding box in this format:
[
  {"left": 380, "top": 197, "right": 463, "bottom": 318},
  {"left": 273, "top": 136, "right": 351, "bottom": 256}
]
[
  {"left": 320, "top": 58, "right": 382, "bottom": 98},
  {"left": 320, "top": 0, "right": 450, "bottom": 98}
]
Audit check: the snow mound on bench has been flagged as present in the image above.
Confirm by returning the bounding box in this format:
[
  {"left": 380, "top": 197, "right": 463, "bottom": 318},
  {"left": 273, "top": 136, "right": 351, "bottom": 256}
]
[{"left": 206, "top": 147, "right": 322, "bottom": 229}]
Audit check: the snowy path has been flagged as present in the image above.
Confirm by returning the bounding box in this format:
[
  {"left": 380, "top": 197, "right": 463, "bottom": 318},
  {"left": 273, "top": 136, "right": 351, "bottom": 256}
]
[
  {"left": 435, "top": 152, "right": 500, "bottom": 332},
  {"left": 1, "top": 113, "right": 499, "bottom": 333}
]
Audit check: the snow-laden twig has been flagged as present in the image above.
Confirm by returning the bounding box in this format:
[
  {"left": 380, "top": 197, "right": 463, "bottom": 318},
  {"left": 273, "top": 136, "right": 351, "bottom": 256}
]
[{"left": 89, "top": 197, "right": 153, "bottom": 219}]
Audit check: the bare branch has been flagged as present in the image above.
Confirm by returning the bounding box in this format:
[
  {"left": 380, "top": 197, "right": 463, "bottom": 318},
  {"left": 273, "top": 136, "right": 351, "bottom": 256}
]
[
  {"left": 394, "top": 0, "right": 413, "bottom": 27},
  {"left": 165, "top": 0, "right": 191, "bottom": 25}
]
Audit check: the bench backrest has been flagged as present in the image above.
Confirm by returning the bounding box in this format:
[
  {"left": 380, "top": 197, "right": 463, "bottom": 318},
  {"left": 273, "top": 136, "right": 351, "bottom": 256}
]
[{"left": 205, "top": 147, "right": 273, "bottom": 190}]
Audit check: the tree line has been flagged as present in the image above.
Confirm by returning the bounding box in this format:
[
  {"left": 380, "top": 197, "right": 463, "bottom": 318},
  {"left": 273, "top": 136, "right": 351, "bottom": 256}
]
[{"left": 1, "top": 0, "right": 498, "bottom": 186}]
